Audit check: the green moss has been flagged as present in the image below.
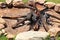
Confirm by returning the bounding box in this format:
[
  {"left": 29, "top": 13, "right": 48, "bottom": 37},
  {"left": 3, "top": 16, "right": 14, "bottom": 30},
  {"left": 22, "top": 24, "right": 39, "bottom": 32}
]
[
  {"left": 0, "top": 0, "right": 5, "bottom": 2},
  {"left": 13, "top": 35, "right": 16, "bottom": 40},
  {"left": 23, "top": 0, "right": 28, "bottom": 3},
  {"left": 23, "top": 0, "right": 60, "bottom": 4},
  {"left": 45, "top": 35, "right": 50, "bottom": 40},
  {"left": 0, "top": 0, "right": 60, "bottom": 4},
  {"left": 0, "top": 34, "right": 8, "bottom": 40},
  {"left": 46, "top": 0, "right": 60, "bottom": 4},
  {"left": 57, "top": 37, "right": 60, "bottom": 40}
]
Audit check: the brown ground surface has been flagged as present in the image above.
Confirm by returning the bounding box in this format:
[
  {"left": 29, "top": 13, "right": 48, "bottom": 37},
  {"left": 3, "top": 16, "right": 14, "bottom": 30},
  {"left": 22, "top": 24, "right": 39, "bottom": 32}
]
[{"left": 0, "top": 8, "right": 60, "bottom": 36}]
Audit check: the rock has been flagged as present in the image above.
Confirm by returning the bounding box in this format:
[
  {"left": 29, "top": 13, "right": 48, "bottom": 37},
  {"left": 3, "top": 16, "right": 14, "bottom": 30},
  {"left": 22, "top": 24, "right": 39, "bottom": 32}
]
[
  {"left": 29, "top": 37, "right": 44, "bottom": 40},
  {"left": 1, "top": 29, "right": 6, "bottom": 33},
  {"left": 28, "top": 0, "right": 35, "bottom": 6},
  {"left": 0, "top": 24, "right": 5, "bottom": 30},
  {"left": 45, "top": 9, "right": 60, "bottom": 20},
  {"left": 6, "top": 34, "right": 14, "bottom": 40},
  {"left": 6, "top": 34, "right": 14, "bottom": 38},
  {"left": 0, "top": 18, "right": 5, "bottom": 24},
  {"left": 0, "top": 2, "right": 7, "bottom": 8},
  {"left": 44, "top": 2, "right": 55, "bottom": 8},
  {"left": 15, "top": 31, "right": 49, "bottom": 40},
  {"left": 6, "top": 0, "right": 13, "bottom": 8},
  {"left": 13, "top": 0, "right": 22, "bottom": 2},
  {"left": 35, "top": 0, "right": 46, "bottom": 4},
  {"left": 4, "top": 19, "right": 17, "bottom": 27},
  {"left": 0, "top": 31, "right": 3, "bottom": 35},
  {"left": 13, "top": 0, "right": 24, "bottom": 7},
  {"left": 4, "top": 33, "right": 8, "bottom": 36},
  {"left": 0, "top": 2, "right": 3, "bottom": 7},
  {"left": 36, "top": 3, "right": 46, "bottom": 11},
  {"left": 6, "top": 0, "right": 12, "bottom": 4},
  {"left": 54, "top": 4, "right": 60, "bottom": 12},
  {"left": 28, "top": 0, "right": 35, "bottom": 1},
  {"left": 2, "top": 8, "right": 30, "bottom": 17},
  {"left": 48, "top": 27, "right": 60, "bottom": 36}
]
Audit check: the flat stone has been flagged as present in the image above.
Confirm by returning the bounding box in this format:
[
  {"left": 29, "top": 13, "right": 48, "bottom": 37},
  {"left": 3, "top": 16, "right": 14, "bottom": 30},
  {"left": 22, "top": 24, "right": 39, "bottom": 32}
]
[
  {"left": 28, "top": 0, "right": 35, "bottom": 2},
  {"left": 4, "top": 19, "right": 17, "bottom": 27},
  {"left": 0, "top": 24, "right": 5, "bottom": 30},
  {"left": 36, "top": 4, "right": 46, "bottom": 11},
  {"left": 4, "top": 33, "right": 8, "bottom": 36},
  {"left": 0, "top": 2, "right": 7, "bottom": 8},
  {"left": 54, "top": 4, "right": 60, "bottom": 12},
  {"left": 13, "top": 0, "right": 24, "bottom": 7},
  {"left": 6, "top": 0, "right": 12, "bottom": 4},
  {"left": 15, "top": 31, "right": 49, "bottom": 40},
  {"left": 1, "top": 8, "right": 30, "bottom": 18},
  {"left": 44, "top": 2, "right": 55, "bottom": 8},
  {"left": 48, "top": 27, "right": 60, "bottom": 36},
  {"left": 1, "top": 29, "right": 6, "bottom": 33},
  {"left": 6, "top": 34, "right": 14, "bottom": 38},
  {"left": 45, "top": 9, "right": 60, "bottom": 20},
  {"left": 13, "top": 0, "right": 23, "bottom": 2},
  {"left": 35, "top": 0, "right": 46, "bottom": 4},
  {"left": 0, "top": 2, "right": 3, "bottom": 7},
  {"left": 0, "top": 18, "right": 5, "bottom": 24}
]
